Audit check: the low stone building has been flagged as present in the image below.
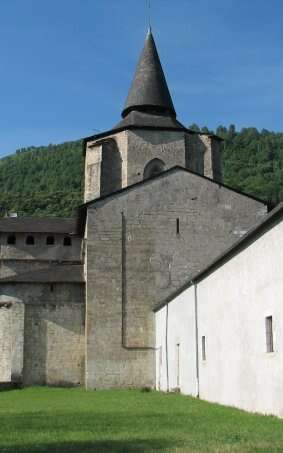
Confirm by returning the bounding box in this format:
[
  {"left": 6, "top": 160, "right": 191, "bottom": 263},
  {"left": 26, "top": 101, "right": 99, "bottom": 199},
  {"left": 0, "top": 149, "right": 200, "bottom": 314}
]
[{"left": 0, "top": 30, "right": 270, "bottom": 393}]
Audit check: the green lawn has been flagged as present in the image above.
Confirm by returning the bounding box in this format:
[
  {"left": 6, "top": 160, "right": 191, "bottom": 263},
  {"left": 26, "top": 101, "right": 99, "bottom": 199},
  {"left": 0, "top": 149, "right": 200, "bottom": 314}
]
[{"left": 0, "top": 388, "right": 283, "bottom": 452}]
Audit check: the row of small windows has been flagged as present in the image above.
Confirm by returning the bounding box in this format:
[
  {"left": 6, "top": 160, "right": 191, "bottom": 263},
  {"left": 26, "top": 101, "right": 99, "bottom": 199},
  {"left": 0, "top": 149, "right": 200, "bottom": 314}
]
[
  {"left": 7, "top": 235, "right": 72, "bottom": 246},
  {"left": 200, "top": 316, "right": 275, "bottom": 362}
]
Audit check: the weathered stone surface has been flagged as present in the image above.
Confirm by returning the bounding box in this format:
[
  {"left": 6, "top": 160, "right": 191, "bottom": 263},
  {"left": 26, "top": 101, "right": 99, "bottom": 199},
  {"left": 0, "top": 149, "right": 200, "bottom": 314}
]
[
  {"left": 84, "top": 128, "right": 223, "bottom": 204},
  {"left": 0, "top": 283, "right": 85, "bottom": 386},
  {"left": 11, "top": 302, "right": 25, "bottom": 382},
  {"left": 0, "top": 233, "right": 82, "bottom": 262},
  {"left": 23, "top": 302, "right": 85, "bottom": 386},
  {"left": 0, "top": 305, "right": 12, "bottom": 382},
  {"left": 126, "top": 129, "right": 186, "bottom": 184},
  {"left": 85, "top": 168, "right": 266, "bottom": 389},
  {"left": 0, "top": 300, "right": 25, "bottom": 383},
  {"left": 84, "top": 132, "right": 128, "bottom": 202}
]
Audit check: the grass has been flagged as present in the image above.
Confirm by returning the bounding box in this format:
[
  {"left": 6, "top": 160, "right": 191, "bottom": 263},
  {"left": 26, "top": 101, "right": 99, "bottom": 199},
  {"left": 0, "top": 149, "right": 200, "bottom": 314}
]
[{"left": 0, "top": 388, "right": 283, "bottom": 452}]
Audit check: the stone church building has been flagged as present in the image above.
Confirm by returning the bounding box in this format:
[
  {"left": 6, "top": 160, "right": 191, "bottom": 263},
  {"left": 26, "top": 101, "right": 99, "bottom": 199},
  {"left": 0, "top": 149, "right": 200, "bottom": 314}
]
[{"left": 1, "top": 30, "right": 276, "bottom": 406}]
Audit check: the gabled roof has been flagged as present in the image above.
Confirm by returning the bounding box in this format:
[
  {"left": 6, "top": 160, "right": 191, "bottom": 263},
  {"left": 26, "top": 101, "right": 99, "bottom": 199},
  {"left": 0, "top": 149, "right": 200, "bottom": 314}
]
[
  {"left": 0, "top": 217, "right": 80, "bottom": 234},
  {"left": 122, "top": 30, "right": 176, "bottom": 119},
  {"left": 154, "top": 202, "right": 283, "bottom": 312},
  {"left": 81, "top": 166, "right": 266, "bottom": 209},
  {"left": 77, "top": 165, "right": 267, "bottom": 235}
]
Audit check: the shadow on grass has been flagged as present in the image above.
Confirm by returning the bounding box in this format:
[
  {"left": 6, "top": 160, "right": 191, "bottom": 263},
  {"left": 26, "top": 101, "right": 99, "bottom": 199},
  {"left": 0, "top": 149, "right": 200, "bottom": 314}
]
[
  {"left": 0, "top": 411, "right": 182, "bottom": 453},
  {"left": 0, "top": 439, "right": 176, "bottom": 453}
]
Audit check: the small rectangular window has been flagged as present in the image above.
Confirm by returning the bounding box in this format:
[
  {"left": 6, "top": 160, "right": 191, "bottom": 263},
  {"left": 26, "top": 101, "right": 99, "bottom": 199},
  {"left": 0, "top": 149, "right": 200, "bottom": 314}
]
[
  {"left": 202, "top": 336, "right": 206, "bottom": 361},
  {"left": 7, "top": 234, "right": 16, "bottom": 245},
  {"left": 176, "top": 218, "right": 180, "bottom": 235},
  {"left": 46, "top": 236, "right": 55, "bottom": 245},
  {"left": 26, "top": 235, "right": 35, "bottom": 245},
  {"left": 265, "top": 316, "right": 274, "bottom": 353},
  {"left": 63, "top": 236, "right": 72, "bottom": 246}
]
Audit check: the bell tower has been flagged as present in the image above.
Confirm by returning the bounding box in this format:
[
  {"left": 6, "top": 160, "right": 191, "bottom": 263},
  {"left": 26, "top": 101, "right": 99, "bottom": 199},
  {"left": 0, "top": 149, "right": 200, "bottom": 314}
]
[{"left": 83, "top": 30, "right": 222, "bottom": 203}]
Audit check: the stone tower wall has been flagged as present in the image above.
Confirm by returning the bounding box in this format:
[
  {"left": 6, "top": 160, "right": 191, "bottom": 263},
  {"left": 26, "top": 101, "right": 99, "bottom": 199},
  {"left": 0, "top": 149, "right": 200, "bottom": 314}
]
[
  {"left": 185, "top": 133, "right": 222, "bottom": 182},
  {"left": 84, "top": 131, "right": 128, "bottom": 202},
  {"left": 126, "top": 129, "right": 186, "bottom": 185},
  {"left": 84, "top": 129, "right": 223, "bottom": 204}
]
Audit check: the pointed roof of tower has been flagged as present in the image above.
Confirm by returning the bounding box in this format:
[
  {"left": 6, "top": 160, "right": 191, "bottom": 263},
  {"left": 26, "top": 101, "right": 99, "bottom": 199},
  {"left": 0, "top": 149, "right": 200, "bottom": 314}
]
[{"left": 121, "top": 29, "right": 176, "bottom": 119}]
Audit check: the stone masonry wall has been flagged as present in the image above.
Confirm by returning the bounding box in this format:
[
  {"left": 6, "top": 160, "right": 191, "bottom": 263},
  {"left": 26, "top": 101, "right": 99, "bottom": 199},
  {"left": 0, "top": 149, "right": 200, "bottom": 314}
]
[
  {"left": 0, "top": 301, "right": 25, "bottom": 383},
  {"left": 0, "top": 233, "right": 82, "bottom": 262},
  {"left": 185, "top": 133, "right": 222, "bottom": 182},
  {"left": 85, "top": 168, "right": 266, "bottom": 389},
  {"left": 126, "top": 129, "right": 186, "bottom": 185},
  {"left": 84, "top": 131, "right": 128, "bottom": 202},
  {"left": 85, "top": 129, "right": 222, "bottom": 205},
  {"left": 23, "top": 302, "right": 85, "bottom": 386},
  {"left": 0, "top": 305, "right": 12, "bottom": 382},
  {"left": 0, "top": 283, "right": 85, "bottom": 387},
  {"left": 11, "top": 302, "right": 25, "bottom": 382}
]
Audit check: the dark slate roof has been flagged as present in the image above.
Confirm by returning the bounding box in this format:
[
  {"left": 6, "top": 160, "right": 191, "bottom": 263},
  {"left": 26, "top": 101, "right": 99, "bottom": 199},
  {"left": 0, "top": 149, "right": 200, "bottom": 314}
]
[
  {"left": 154, "top": 202, "right": 283, "bottom": 312},
  {"left": 83, "top": 124, "right": 222, "bottom": 146},
  {"left": 115, "top": 110, "right": 186, "bottom": 130},
  {"left": 83, "top": 31, "right": 223, "bottom": 145},
  {"left": 0, "top": 217, "right": 80, "bottom": 234},
  {"left": 0, "top": 264, "right": 85, "bottom": 283},
  {"left": 122, "top": 30, "right": 176, "bottom": 119}
]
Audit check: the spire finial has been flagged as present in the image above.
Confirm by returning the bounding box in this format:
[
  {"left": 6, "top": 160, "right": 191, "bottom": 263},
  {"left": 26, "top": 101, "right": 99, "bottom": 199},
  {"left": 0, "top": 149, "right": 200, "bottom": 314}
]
[{"left": 147, "top": 0, "right": 151, "bottom": 33}]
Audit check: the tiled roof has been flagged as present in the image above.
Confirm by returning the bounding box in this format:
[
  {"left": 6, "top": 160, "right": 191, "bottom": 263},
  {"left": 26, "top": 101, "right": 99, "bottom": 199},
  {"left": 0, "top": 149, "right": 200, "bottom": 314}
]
[{"left": 0, "top": 217, "right": 79, "bottom": 234}]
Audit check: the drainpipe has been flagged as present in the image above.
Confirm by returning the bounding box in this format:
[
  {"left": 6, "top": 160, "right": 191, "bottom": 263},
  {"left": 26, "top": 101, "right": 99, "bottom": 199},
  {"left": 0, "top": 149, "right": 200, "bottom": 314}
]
[
  {"left": 194, "top": 282, "right": 200, "bottom": 398},
  {"left": 165, "top": 303, "right": 169, "bottom": 392}
]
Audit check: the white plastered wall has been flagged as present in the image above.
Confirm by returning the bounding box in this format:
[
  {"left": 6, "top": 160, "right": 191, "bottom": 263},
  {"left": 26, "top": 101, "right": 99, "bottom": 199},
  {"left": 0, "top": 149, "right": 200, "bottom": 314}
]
[
  {"left": 155, "top": 289, "right": 197, "bottom": 396},
  {"left": 155, "top": 217, "right": 283, "bottom": 417}
]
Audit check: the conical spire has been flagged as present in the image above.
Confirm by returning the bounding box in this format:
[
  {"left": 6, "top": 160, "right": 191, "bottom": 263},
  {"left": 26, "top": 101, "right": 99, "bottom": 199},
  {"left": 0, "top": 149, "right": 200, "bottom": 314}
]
[{"left": 122, "top": 30, "right": 176, "bottom": 119}]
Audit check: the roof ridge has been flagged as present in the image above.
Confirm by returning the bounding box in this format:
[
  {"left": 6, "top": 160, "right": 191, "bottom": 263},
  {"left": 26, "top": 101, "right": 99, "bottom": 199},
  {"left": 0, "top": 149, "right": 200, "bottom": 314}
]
[{"left": 80, "top": 165, "right": 267, "bottom": 210}]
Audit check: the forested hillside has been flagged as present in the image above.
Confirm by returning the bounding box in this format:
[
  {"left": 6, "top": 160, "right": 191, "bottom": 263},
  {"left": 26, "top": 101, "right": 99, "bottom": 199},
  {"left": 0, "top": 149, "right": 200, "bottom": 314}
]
[
  {"left": 190, "top": 124, "right": 283, "bottom": 205},
  {"left": 0, "top": 125, "right": 282, "bottom": 217},
  {"left": 0, "top": 141, "right": 83, "bottom": 217}
]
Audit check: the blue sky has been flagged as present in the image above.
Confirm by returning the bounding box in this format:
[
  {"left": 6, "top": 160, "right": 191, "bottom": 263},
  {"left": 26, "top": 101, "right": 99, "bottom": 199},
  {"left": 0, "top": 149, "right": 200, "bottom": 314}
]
[{"left": 1, "top": 0, "right": 283, "bottom": 156}]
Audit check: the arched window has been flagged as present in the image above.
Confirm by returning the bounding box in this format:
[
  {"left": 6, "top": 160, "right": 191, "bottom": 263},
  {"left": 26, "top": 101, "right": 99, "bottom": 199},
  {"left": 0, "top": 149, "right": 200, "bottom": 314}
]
[
  {"left": 46, "top": 236, "right": 55, "bottom": 245},
  {"left": 7, "top": 234, "right": 16, "bottom": 245},
  {"left": 143, "top": 158, "right": 165, "bottom": 180},
  {"left": 63, "top": 236, "right": 72, "bottom": 246},
  {"left": 26, "top": 235, "right": 35, "bottom": 245}
]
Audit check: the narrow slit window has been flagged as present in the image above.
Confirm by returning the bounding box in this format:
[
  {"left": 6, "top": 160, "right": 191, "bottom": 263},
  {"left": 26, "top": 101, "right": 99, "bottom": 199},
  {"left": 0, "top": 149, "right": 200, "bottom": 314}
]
[
  {"left": 46, "top": 236, "right": 55, "bottom": 245},
  {"left": 176, "top": 218, "right": 180, "bottom": 235},
  {"left": 63, "top": 236, "right": 72, "bottom": 246},
  {"left": 202, "top": 336, "right": 206, "bottom": 361},
  {"left": 7, "top": 234, "right": 16, "bottom": 245},
  {"left": 26, "top": 235, "right": 35, "bottom": 245},
  {"left": 265, "top": 316, "right": 274, "bottom": 353}
]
